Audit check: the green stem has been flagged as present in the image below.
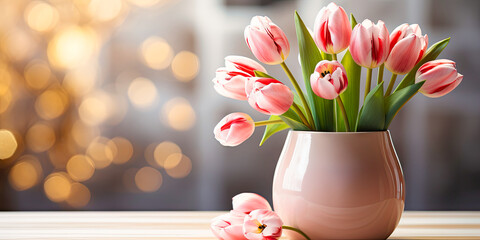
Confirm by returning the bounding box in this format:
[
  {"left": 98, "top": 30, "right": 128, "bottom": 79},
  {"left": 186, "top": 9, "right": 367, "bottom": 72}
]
[
  {"left": 280, "top": 62, "right": 315, "bottom": 129},
  {"left": 385, "top": 74, "right": 398, "bottom": 96},
  {"left": 332, "top": 53, "right": 337, "bottom": 61},
  {"left": 364, "top": 68, "right": 373, "bottom": 100},
  {"left": 335, "top": 97, "right": 350, "bottom": 132},
  {"left": 377, "top": 64, "right": 384, "bottom": 84},
  {"left": 292, "top": 103, "right": 313, "bottom": 129},
  {"left": 254, "top": 119, "right": 284, "bottom": 127},
  {"left": 282, "top": 226, "right": 311, "bottom": 240}
]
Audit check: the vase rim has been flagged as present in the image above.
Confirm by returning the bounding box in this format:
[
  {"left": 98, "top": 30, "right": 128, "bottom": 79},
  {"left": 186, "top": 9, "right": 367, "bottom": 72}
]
[{"left": 289, "top": 130, "right": 390, "bottom": 135}]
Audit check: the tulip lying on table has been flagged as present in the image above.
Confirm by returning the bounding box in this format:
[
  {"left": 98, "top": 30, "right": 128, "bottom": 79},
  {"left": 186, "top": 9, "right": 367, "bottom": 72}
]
[{"left": 210, "top": 1, "right": 463, "bottom": 145}]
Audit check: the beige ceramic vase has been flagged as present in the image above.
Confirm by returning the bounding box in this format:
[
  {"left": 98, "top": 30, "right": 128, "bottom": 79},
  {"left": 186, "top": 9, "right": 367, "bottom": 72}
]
[{"left": 273, "top": 131, "right": 405, "bottom": 240}]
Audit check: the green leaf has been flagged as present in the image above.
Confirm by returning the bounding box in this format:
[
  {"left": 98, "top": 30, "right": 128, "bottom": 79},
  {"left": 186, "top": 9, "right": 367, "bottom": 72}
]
[
  {"left": 394, "top": 38, "right": 450, "bottom": 92},
  {"left": 356, "top": 82, "right": 385, "bottom": 131},
  {"left": 350, "top": 13, "right": 358, "bottom": 28},
  {"left": 294, "top": 11, "right": 334, "bottom": 131},
  {"left": 259, "top": 115, "right": 290, "bottom": 146},
  {"left": 384, "top": 81, "right": 425, "bottom": 129},
  {"left": 254, "top": 70, "right": 274, "bottom": 79},
  {"left": 279, "top": 115, "right": 310, "bottom": 131},
  {"left": 336, "top": 50, "right": 361, "bottom": 131}
]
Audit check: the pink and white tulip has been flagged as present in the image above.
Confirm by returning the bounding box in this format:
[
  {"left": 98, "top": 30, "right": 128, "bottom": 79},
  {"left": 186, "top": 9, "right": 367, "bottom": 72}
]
[
  {"left": 211, "top": 210, "right": 248, "bottom": 240},
  {"left": 350, "top": 19, "right": 390, "bottom": 68},
  {"left": 232, "top": 193, "right": 272, "bottom": 214},
  {"left": 310, "top": 60, "right": 348, "bottom": 99},
  {"left": 313, "top": 2, "right": 352, "bottom": 54},
  {"left": 415, "top": 59, "right": 463, "bottom": 98},
  {"left": 243, "top": 209, "right": 283, "bottom": 240},
  {"left": 213, "top": 56, "right": 267, "bottom": 100},
  {"left": 214, "top": 113, "right": 255, "bottom": 147},
  {"left": 246, "top": 77, "right": 293, "bottom": 115},
  {"left": 244, "top": 16, "right": 290, "bottom": 65},
  {"left": 385, "top": 24, "right": 428, "bottom": 74}
]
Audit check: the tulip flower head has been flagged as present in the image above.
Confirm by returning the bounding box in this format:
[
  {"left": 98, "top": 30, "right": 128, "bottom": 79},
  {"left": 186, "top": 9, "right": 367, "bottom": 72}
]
[
  {"left": 243, "top": 209, "right": 283, "bottom": 240},
  {"left": 211, "top": 210, "right": 248, "bottom": 240},
  {"left": 214, "top": 113, "right": 255, "bottom": 147},
  {"left": 314, "top": 2, "right": 352, "bottom": 54},
  {"left": 244, "top": 16, "right": 290, "bottom": 65},
  {"left": 415, "top": 59, "right": 463, "bottom": 98},
  {"left": 246, "top": 77, "right": 293, "bottom": 115},
  {"left": 213, "top": 56, "right": 267, "bottom": 101},
  {"left": 232, "top": 193, "right": 272, "bottom": 214},
  {"left": 385, "top": 23, "right": 428, "bottom": 74},
  {"left": 350, "top": 19, "right": 390, "bottom": 68},
  {"left": 310, "top": 60, "right": 348, "bottom": 100}
]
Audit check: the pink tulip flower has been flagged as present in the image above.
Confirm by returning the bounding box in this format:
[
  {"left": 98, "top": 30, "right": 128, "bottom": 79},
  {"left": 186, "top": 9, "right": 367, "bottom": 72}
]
[
  {"left": 310, "top": 60, "right": 348, "bottom": 100},
  {"left": 313, "top": 2, "right": 352, "bottom": 54},
  {"left": 350, "top": 19, "right": 390, "bottom": 68},
  {"left": 385, "top": 24, "right": 428, "bottom": 74},
  {"left": 244, "top": 16, "right": 290, "bottom": 65},
  {"left": 415, "top": 59, "right": 463, "bottom": 98},
  {"left": 246, "top": 77, "right": 293, "bottom": 115},
  {"left": 232, "top": 193, "right": 272, "bottom": 214},
  {"left": 211, "top": 210, "right": 248, "bottom": 240},
  {"left": 243, "top": 209, "right": 283, "bottom": 240},
  {"left": 213, "top": 56, "right": 267, "bottom": 100},
  {"left": 214, "top": 113, "right": 255, "bottom": 147}
]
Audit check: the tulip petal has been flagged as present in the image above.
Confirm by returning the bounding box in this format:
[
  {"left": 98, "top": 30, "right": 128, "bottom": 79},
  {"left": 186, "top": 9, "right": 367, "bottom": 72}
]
[{"left": 386, "top": 34, "right": 422, "bottom": 74}]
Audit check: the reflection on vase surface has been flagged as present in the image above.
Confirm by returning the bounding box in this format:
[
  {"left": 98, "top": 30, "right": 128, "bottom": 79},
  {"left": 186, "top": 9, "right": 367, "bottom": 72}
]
[{"left": 273, "top": 131, "right": 405, "bottom": 240}]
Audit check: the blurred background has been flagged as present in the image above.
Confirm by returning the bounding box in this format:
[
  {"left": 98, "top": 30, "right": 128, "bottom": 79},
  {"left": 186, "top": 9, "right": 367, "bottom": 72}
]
[{"left": 0, "top": 0, "right": 479, "bottom": 211}]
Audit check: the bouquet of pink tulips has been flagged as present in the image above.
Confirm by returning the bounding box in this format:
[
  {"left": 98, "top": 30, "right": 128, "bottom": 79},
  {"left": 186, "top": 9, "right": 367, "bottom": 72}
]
[{"left": 213, "top": 2, "right": 463, "bottom": 147}]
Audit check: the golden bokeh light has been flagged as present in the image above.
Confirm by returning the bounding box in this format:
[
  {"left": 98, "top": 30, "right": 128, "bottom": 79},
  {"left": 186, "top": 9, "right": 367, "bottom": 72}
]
[
  {"left": 153, "top": 141, "right": 181, "bottom": 168},
  {"left": 164, "top": 153, "right": 182, "bottom": 169},
  {"left": 63, "top": 66, "right": 96, "bottom": 97},
  {"left": 71, "top": 121, "right": 100, "bottom": 148},
  {"left": 88, "top": 0, "right": 124, "bottom": 22},
  {"left": 0, "top": 66, "right": 12, "bottom": 96},
  {"left": 24, "top": 1, "right": 59, "bottom": 32},
  {"left": 161, "top": 97, "right": 196, "bottom": 131},
  {"left": 66, "top": 182, "right": 91, "bottom": 208},
  {"left": 86, "top": 137, "right": 117, "bottom": 169},
  {"left": 25, "top": 123, "right": 56, "bottom": 153},
  {"left": 78, "top": 91, "right": 113, "bottom": 126},
  {"left": 47, "top": 26, "right": 97, "bottom": 69},
  {"left": 0, "top": 91, "right": 13, "bottom": 114},
  {"left": 128, "top": 0, "right": 161, "bottom": 7},
  {"left": 8, "top": 155, "right": 43, "bottom": 191},
  {"left": 1, "top": 29, "right": 37, "bottom": 62},
  {"left": 171, "top": 51, "right": 199, "bottom": 82},
  {"left": 166, "top": 154, "right": 192, "bottom": 179},
  {"left": 44, "top": 172, "right": 72, "bottom": 202},
  {"left": 135, "top": 166, "right": 162, "bottom": 192},
  {"left": 109, "top": 137, "right": 133, "bottom": 164},
  {"left": 140, "top": 37, "right": 173, "bottom": 70},
  {"left": 0, "top": 129, "right": 18, "bottom": 159},
  {"left": 24, "top": 60, "right": 52, "bottom": 90},
  {"left": 66, "top": 155, "right": 95, "bottom": 182},
  {"left": 127, "top": 77, "right": 157, "bottom": 108},
  {"left": 35, "top": 88, "right": 69, "bottom": 120}
]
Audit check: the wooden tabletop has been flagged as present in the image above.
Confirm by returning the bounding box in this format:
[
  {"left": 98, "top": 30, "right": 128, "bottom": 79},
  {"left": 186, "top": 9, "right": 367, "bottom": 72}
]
[{"left": 0, "top": 211, "right": 479, "bottom": 239}]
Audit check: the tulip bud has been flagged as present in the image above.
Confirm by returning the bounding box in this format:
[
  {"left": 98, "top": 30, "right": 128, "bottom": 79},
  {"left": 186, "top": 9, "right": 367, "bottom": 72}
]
[
  {"left": 246, "top": 77, "right": 293, "bottom": 115},
  {"left": 415, "top": 59, "right": 463, "bottom": 98},
  {"left": 213, "top": 56, "right": 267, "bottom": 100},
  {"left": 350, "top": 19, "right": 390, "bottom": 68},
  {"left": 244, "top": 16, "right": 290, "bottom": 65},
  {"left": 214, "top": 113, "right": 255, "bottom": 147},
  {"left": 310, "top": 60, "right": 348, "bottom": 100},
  {"left": 243, "top": 209, "right": 283, "bottom": 240},
  {"left": 385, "top": 23, "right": 428, "bottom": 74},
  {"left": 211, "top": 210, "right": 247, "bottom": 240},
  {"left": 232, "top": 193, "right": 272, "bottom": 214},
  {"left": 313, "top": 2, "right": 352, "bottom": 54}
]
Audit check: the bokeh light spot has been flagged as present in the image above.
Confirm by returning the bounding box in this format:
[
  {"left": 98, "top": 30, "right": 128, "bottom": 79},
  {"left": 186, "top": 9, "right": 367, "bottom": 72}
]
[
  {"left": 127, "top": 77, "right": 157, "bottom": 109},
  {"left": 86, "top": 137, "right": 116, "bottom": 169},
  {"left": 109, "top": 137, "right": 133, "bottom": 164},
  {"left": 0, "top": 129, "right": 18, "bottom": 159},
  {"left": 88, "top": 0, "right": 123, "bottom": 22},
  {"left": 140, "top": 37, "right": 173, "bottom": 70},
  {"left": 166, "top": 154, "right": 192, "bottom": 179},
  {"left": 78, "top": 91, "right": 113, "bottom": 126},
  {"left": 66, "top": 182, "right": 91, "bottom": 208},
  {"left": 66, "top": 155, "right": 95, "bottom": 182},
  {"left": 26, "top": 123, "right": 56, "bottom": 153},
  {"left": 161, "top": 97, "right": 196, "bottom": 131},
  {"left": 153, "top": 141, "right": 181, "bottom": 168},
  {"left": 171, "top": 51, "right": 199, "bottom": 82},
  {"left": 44, "top": 172, "right": 72, "bottom": 202},
  {"left": 24, "top": 60, "right": 52, "bottom": 90},
  {"left": 24, "top": 1, "right": 59, "bottom": 32},
  {"left": 35, "top": 88, "right": 68, "bottom": 120},
  {"left": 8, "top": 155, "right": 43, "bottom": 191},
  {"left": 135, "top": 167, "right": 162, "bottom": 192}
]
